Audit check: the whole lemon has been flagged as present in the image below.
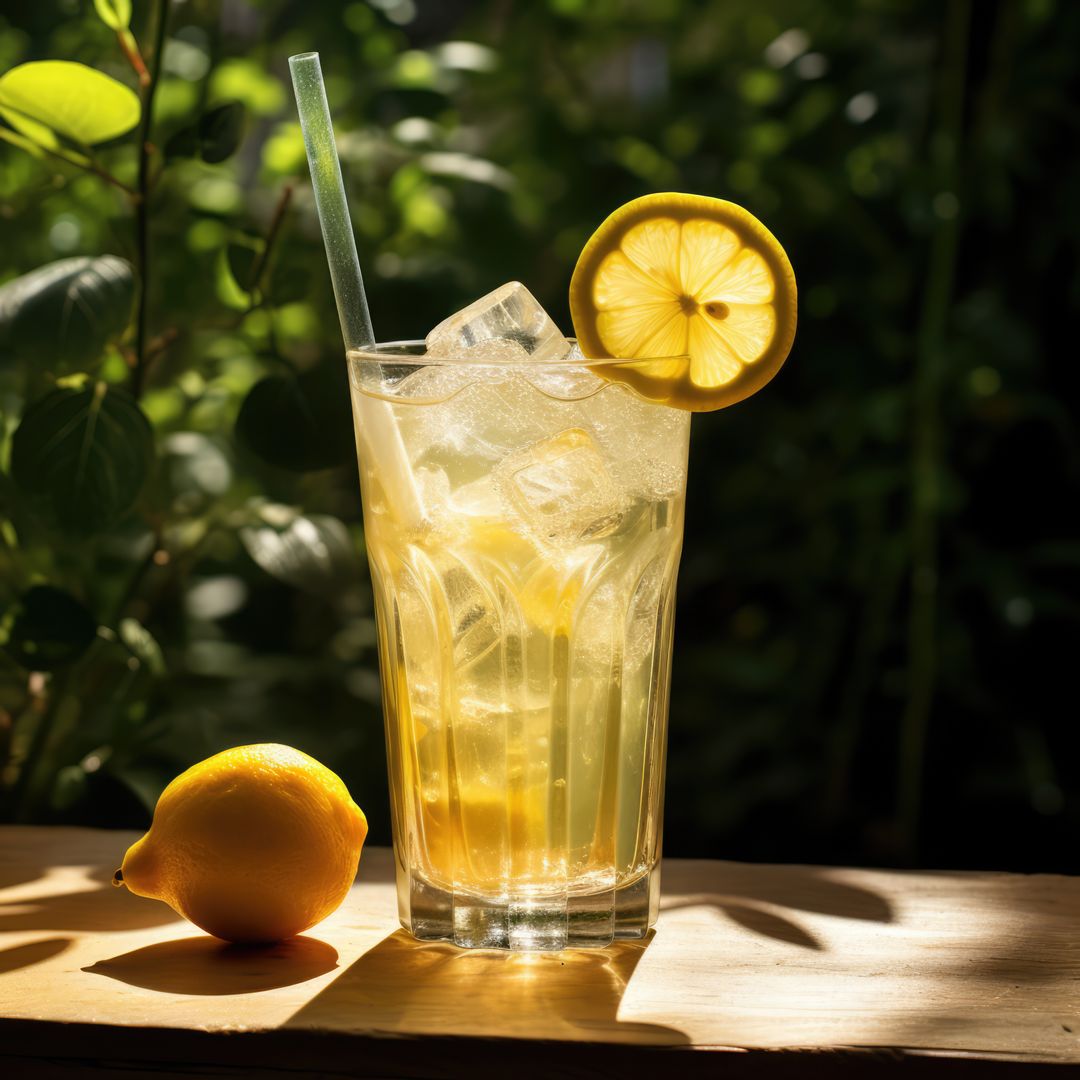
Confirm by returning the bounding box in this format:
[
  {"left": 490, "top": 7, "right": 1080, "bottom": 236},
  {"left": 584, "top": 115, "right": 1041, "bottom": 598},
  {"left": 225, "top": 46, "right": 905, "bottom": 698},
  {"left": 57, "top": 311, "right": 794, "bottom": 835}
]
[{"left": 114, "top": 744, "right": 368, "bottom": 943}]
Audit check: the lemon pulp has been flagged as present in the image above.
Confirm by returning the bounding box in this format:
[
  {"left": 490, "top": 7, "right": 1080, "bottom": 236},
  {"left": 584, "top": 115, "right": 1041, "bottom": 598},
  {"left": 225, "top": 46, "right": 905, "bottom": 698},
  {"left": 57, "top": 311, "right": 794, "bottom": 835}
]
[{"left": 570, "top": 192, "right": 797, "bottom": 411}]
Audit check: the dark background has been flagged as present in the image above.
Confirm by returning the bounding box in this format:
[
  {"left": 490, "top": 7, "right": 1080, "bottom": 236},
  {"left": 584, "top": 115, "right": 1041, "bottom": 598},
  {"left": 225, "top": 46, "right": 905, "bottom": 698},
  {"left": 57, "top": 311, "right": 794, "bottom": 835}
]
[{"left": 1, "top": 0, "right": 1077, "bottom": 873}]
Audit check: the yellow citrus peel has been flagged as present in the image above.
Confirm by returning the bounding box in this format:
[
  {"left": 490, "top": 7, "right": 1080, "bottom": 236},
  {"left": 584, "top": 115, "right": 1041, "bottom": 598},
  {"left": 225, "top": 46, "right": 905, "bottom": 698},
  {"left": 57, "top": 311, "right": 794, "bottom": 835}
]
[{"left": 114, "top": 744, "right": 367, "bottom": 943}]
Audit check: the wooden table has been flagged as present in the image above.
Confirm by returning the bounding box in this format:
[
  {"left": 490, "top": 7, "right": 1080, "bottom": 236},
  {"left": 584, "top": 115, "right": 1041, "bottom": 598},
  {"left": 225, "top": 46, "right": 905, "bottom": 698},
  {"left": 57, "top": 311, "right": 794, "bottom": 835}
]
[{"left": 1, "top": 827, "right": 1078, "bottom": 1077}]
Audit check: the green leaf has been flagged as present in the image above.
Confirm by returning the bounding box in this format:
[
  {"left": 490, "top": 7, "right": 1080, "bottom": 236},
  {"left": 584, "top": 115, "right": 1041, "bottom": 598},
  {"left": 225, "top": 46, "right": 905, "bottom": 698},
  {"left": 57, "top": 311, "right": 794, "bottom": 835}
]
[
  {"left": 110, "top": 764, "right": 166, "bottom": 814},
  {"left": 164, "top": 104, "right": 248, "bottom": 167},
  {"left": 269, "top": 262, "right": 309, "bottom": 304},
  {"left": 118, "top": 617, "right": 165, "bottom": 676},
  {"left": 163, "top": 122, "right": 200, "bottom": 161},
  {"left": 93, "top": 0, "right": 131, "bottom": 31},
  {"left": 198, "top": 102, "right": 246, "bottom": 164},
  {"left": 0, "top": 256, "right": 135, "bottom": 372},
  {"left": 159, "top": 431, "right": 233, "bottom": 513},
  {"left": 51, "top": 764, "right": 88, "bottom": 811},
  {"left": 226, "top": 240, "right": 261, "bottom": 296},
  {"left": 209, "top": 59, "right": 286, "bottom": 117},
  {"left": 10, "top": 382, "right": 155, "bottom": 533},
  {"left": 235, "top": 367, "right": 354, "bottom": 471},
  {"left": 0, "top": 585, "right": 97, "bottom": 671},
  {"left": 240, "top": 509, "right": 356, "bottom": 592},
  {"left": 54, "top": 372, "right": 93, "bottom": 390},
  {"left": 0, "top": 124, "right": 45, "bottom": 159},
  {"left": 0, "top": 125, "right": 91, "bottom": 167},
  {"left": 0, "top": 61, "right": 140, "bottom": 148}
]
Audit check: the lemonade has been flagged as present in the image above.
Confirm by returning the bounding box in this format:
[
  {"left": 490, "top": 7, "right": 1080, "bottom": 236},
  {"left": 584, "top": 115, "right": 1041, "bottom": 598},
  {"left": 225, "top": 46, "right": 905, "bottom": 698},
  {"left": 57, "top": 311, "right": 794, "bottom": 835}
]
[
  {"left": 289, "top": 48, "right": 796, "bottom": 951},
  {"left": 348, "top": 288, "right": 691, "bottom": 949}
]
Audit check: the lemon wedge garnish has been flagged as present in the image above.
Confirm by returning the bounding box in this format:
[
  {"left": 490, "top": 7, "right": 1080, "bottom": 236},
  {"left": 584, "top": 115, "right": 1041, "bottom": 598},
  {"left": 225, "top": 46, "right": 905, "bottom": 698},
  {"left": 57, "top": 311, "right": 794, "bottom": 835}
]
[{"left": 569, "top": 192, "right": 797, "bottom": 411}]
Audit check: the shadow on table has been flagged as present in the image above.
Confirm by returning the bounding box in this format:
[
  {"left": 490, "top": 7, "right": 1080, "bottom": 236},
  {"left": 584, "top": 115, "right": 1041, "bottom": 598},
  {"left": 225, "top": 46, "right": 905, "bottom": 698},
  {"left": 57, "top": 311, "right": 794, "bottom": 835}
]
[
  {"left": 0, "top": 886, "right": 181, "bottom": 934},
  {"left": 288, "top": 928, "right": 687, "bottom": 1045},
  {"left": 0, "top": 936, "right": 72, "bottom": 975},
  {"left": 659, "top": 860, "right": 895, "bottom": 951},
  {"left": 84, "top": 935, "right": 339, "bottom": 995},
  {"left": 0, "top": 862, "right": 180, "bottom": 934}
]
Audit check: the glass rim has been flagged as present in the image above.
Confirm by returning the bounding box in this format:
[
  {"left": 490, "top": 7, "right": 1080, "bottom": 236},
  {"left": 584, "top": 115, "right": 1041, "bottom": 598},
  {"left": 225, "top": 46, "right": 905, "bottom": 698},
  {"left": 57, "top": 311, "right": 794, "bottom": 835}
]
[{"left": 346, "top": 338, "right": 690, "bottom": 371}]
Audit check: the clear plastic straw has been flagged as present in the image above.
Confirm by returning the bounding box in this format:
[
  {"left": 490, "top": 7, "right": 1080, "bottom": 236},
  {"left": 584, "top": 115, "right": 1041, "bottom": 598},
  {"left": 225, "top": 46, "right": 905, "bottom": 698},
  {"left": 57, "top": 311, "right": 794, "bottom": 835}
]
[
  {"left": 288, "top": 52, "right": 373, "bottom": 350},
  {"left": 289, "top": 52, "right": 423, "bottom": 525}
]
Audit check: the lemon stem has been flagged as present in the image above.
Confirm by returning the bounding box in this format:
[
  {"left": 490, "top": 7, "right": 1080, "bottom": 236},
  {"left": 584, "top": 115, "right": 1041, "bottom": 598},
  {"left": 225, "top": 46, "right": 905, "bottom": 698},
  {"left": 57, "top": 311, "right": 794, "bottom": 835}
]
[{"left": 112, "top": 869, "right": 125, "bottom": 888}]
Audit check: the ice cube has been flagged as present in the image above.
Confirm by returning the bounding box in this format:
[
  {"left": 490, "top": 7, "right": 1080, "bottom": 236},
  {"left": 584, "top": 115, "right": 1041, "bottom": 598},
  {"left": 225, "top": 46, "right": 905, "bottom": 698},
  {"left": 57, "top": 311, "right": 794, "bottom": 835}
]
[
  {"left": 426, "top": 282, "right": 571, "bottom": 364},
  {"left": 496, "top": 428, "right": 626, "bottom": 546},
  {"left": 449, "top": 476, "right": 503, "bottom": 519},
  {"left": 438, "top": 557, "right": 501, "bottom": 668},
  {"left": 415, "top": 467, "right": 515, "bottom": 541},
  {"left": 406, "top": 380, "right": 520, "bottom": 467},
  {"left": 414, "top": 466, "right": 451, "bottom": 517},
  {"left": 524, "top": 342, "right": 605, "bottom": 401}
]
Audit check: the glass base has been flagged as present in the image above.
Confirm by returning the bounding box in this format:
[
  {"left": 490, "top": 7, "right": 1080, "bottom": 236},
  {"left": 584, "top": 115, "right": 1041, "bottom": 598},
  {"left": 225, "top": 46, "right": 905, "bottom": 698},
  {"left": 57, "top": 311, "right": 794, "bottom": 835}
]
[{"left": 398, "top": 865, "right": 661, "bottom": 951}]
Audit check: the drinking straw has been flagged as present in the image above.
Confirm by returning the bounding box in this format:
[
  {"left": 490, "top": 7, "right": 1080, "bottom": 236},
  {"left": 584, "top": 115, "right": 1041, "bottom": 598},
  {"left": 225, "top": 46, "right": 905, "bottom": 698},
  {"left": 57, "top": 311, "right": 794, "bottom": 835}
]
[
  {"left": 289, "top": 52, "right": 423, "bottom": 525},
  {"left": 288, "top": 52, "right": 373, "bottom": 350}
]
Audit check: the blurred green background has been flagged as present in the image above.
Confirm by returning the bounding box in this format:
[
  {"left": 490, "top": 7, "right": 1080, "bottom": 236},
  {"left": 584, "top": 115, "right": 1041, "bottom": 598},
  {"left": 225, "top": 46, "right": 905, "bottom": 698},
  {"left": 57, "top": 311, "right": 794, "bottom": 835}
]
[{"left": 0, "top": 0, "right": 1077, "bottom": 872}]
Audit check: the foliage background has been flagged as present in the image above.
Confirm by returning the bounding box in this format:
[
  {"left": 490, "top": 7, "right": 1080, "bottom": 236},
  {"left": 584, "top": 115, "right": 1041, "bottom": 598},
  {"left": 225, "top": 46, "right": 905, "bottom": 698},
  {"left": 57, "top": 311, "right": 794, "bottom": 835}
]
[{"left": 0, "top": 0, "right": 1077, "bottom": 872}]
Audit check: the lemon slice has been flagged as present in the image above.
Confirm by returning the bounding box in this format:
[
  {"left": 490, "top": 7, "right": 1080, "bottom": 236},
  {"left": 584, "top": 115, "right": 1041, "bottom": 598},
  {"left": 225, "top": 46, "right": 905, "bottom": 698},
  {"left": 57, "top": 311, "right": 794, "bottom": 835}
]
[{"left": 569, "top": 192, "right": 797, "bottom": 411}]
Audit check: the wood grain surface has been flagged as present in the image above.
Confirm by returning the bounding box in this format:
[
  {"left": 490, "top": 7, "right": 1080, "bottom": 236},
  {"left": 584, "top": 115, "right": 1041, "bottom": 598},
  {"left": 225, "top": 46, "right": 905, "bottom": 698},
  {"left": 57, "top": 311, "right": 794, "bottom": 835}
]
[{"left": 1, "top": 826, "right": 1078, "bottom": 1077}]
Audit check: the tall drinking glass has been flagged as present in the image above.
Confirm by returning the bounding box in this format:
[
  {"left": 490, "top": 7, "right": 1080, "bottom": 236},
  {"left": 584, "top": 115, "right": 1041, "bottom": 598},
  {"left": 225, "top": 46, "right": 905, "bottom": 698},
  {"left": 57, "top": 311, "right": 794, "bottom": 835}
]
[{"left": 348, "top": 342, "right": 690, "bottom": 950}]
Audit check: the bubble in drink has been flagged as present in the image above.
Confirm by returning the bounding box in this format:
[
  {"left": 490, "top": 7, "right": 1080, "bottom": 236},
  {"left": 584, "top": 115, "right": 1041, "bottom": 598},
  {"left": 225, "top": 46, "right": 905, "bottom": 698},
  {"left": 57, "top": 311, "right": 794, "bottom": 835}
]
[{"left": 388, "top": 364, "right": 477, "bottom": 404}]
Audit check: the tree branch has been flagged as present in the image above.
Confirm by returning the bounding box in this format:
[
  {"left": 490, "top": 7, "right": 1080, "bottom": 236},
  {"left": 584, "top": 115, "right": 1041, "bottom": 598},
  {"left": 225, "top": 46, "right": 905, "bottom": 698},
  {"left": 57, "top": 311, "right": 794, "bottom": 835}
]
[
  {"left": 131, "top": 0, "right": 171, "bottom": 399},
  {"left": 896, "top": 0, "right": 971, "bottom": 856},
  {"left": 248, "top": 182, "right": 295, "bottom": 296},
  {"left": 0, "top": 107, "right": 135, "bottom": 196},
  {"left": 117, "top": 28, "right": 151, "bottom": 90}
]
